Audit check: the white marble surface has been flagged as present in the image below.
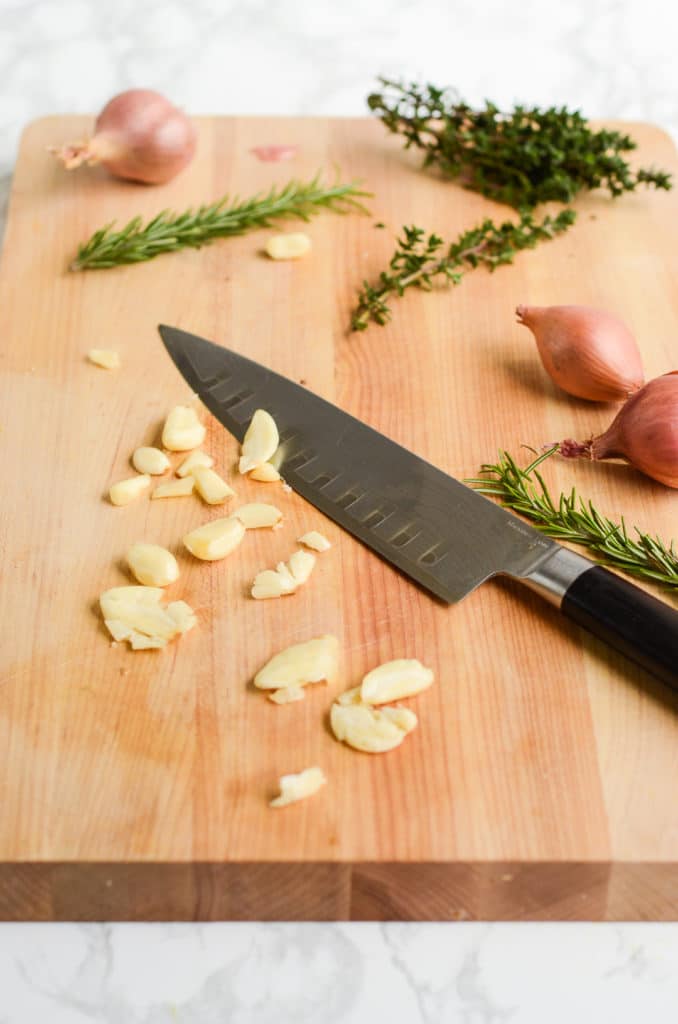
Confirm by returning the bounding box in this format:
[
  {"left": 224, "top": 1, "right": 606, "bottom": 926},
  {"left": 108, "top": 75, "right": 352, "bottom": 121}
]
[{"left": 2, "top": 0, "right": 678, "bottom": 1019}]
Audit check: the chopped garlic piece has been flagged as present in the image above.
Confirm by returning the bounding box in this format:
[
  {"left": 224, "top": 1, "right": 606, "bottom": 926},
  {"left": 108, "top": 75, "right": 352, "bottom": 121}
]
[
  {"left": 109, "top": 475, "right": 151, "bottom": 506},
  {"left": 239, "top": 409, "right": 279, "bottom": 474},
  {"left": 265, "top": 233, "right": 312, "bottom": 261},
  {"left": 288, "top": 549, "right": 316, "bottom": 584},
  {"left": 99, "top": 586, "right": 195, "bottom": 650},
  {"left": 235, "top": 503, "right": 282, "bottom": 529},
  {"left": 176, "top": 450, "right": 214, "bottom": 478},
  {"left": 251, "top": 569, "right": 296, "bottom": 600},
  {"left": 330, "top": 702, "right": 417, "bottom": 753},
  {"left": 268, "top": 685, "right": 306, "bottom": 704},
  {"left": 183, "top": 516, "right": 245, "bottom": 561},
  {"left": 88, "top": 349, "right": 120, "bottom": 370},
  {"left": 152, "top": 477, "right": 195, "bottom": 499},
  {"left": 254, "top": 635, "right": 339, "bottom": 691},
  {"left": 162, "top": 405, "right": 206, "bottom": 451},
  {"left": 126, "top": 543, "right": 179, "bottom": 587},
  {"left": 132, "top": 446, "right": 171, "bottom": 475},
  {"left": 270, "top": 766, "right": 326, "bottom": 807},
  {"left": 275, "top": 561, "right": 297, "bottom": 590},
  {"left": 361, "top": 659, "right": 434, "bottom": 705},
  {"left": 298, "top": 531, "right": 331, "bottom": 552},
  {"left": 192, "top": 465, "right": 235, "bottom": 505},
  {"left": 249, "top": 462, "right": 280, "bottom": 482}
]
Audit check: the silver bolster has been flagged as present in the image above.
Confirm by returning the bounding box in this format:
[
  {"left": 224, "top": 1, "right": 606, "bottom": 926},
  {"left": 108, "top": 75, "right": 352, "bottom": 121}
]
[{"left": 522, "top": 547, "right": 594, "bottom": 607}]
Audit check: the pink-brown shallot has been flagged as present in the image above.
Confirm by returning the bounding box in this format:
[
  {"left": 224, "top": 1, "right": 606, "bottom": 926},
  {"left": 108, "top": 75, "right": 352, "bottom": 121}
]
[
  {"left": 516, "top": 304, "right": 644, "bottom": 402},
  {"left": 558, "top": 372, "right": 678, "bottom": 488},
  {"left": 51, "top": 89, "right": 197, "bottom": 185}
]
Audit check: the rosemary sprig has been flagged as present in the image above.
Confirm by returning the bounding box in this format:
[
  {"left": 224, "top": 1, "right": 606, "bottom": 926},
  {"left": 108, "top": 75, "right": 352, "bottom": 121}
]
[
  {"left": 468, "top": 447, "right": 678, "bottom": 591},
  {"left": 351, "top": 208, "right": 575, "bottom": 330},
  {"left": 368, "top": 78, "right": 672, "bottom": 209},
  {"left": 70, "top": 173, "right": 370, "bottom": 270}
]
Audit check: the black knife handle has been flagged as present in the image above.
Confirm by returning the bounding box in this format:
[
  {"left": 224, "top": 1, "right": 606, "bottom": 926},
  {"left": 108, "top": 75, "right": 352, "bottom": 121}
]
[{"left": 561, "top": 566, "right": 678, "bottom": 691}]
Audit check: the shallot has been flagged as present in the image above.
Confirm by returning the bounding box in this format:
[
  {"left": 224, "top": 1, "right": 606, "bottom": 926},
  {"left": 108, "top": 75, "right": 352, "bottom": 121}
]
[
  {"left": 559, "top": 372, "right": 678, "bottom": 487},
  {"left": 51, "top": 89, "right": 196, "bottom": 184},
  {"left": 516, "top": 304, "right": 644, "bottom": 402}
]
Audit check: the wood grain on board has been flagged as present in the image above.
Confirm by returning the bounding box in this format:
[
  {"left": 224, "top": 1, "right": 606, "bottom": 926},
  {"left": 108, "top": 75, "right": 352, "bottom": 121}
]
[{"left": 0, "top": 115, "right": 676, "bottom": 921}]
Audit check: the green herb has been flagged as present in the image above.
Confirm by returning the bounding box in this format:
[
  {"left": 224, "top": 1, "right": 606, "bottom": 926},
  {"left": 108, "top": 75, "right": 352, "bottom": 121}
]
[
  {"left": 368, "top": 78, "right": 672, "bottom": 209},
  {"left": 468, "top": 447, "right": 678, "bottom": 591},
  {"left": 70, "top": 173, "right": 370, "bottom": 270},
  {"left": 351, "top": 208, "right": 575, "bottom": 330}
]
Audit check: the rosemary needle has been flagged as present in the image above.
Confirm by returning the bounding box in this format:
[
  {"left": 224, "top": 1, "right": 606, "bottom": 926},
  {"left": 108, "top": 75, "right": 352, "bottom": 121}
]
[
  {"left": 467, "top": 447, "right": 678, "bottom": 592},
  {"left": 70, "top": 173, "right": 371, "bottom": 270}
]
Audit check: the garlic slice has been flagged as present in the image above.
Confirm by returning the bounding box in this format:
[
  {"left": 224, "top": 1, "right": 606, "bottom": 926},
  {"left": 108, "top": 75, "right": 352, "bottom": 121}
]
[
  {"left": 162, "top": 405, "right": 206, "bottom": 451},
  {"left": 88, "top": 349, "right": 120, "bottom": 369},
  {"left": 251, "top": 569, "right": 296, "bottom": 600},
  {"left": 176, "top": 450, "right": 214, "bottom": 477},
  {"left": 249, "top": 463, "right": 280, "bottom": 482},
  {"left": 360, "top": 659, "right": 434, "bottom": 705},
  {"left": 192, "top": 466, "right": 235, "bottom": 505},
  {"left": 330, "top": 702, "right": 417, "bottom": 753},
  {"left": 235, "top": 503, "right": 282, "bottom": 529},
  {"left": 151, "top": 477, "right": 195, "bottom": 499},
  {"left": 287, "top": 549, "right": 316, "bottom": 584},
  {"left": 298, "top": 531, "right": 331, "bottom": 552},
  {"left": 132, "top": 447, "right": 171, "bottom": 475},
  {"left": 109, "top": 475, "right": 151, "bottom": 506},
  {"left": 239, "top": 409, "right": 279, "bottom": 474},
  {"left": 100, "top": 586, "right": 196, "bottom": 650},
  {"left": 265, "top": 233, "right": 312, "bottom": 261},
  {"left": 268, "top": 685, "right": 306, "bottom": 704},
  {"left": 183, "top": 516, "right": 245, "bottom": 561},
  {"left": 254, "top": 635, "right": 338, "bottom": 691},
  {"left": 126, "top": 543, "right": 179, "bottom": 587},
  {"left": 270, "top": 766, "right": 326, "bottom": 808}
]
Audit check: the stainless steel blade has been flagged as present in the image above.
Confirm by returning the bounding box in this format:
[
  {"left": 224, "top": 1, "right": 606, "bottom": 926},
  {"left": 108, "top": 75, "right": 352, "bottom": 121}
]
[{"left": 159, "top": 324, "right": 558, "bottom": 602}]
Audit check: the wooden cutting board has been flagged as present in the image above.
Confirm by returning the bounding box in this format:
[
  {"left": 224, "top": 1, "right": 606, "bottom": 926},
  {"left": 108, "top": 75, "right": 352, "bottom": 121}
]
[{"left": 1, "top": 115, "right": 677, "bottom": 922}]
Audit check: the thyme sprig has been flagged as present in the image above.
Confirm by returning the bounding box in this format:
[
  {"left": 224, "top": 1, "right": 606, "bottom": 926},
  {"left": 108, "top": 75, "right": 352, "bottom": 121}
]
[
  {"left": 368, "top": 78, "right": 672, "bottom": 209},
  {"left": 468, "top": 447, "right": 678, "bottom": 591},
  {"left": 351, "top": 208, "right": 575, "bottom": 330},
  {"left": 70, "top": 173, "right": 370, "bottom": 270}
]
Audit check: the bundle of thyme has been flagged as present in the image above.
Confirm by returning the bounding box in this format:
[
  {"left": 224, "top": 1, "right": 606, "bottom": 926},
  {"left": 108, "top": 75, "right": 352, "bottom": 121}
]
[
  {"left": 468, "top": 447, "right": 678, "bottom": 591},
  {"left": 352, "top": 79, "right": 672, "bottom": 330},
  {"left": 71, "top": 173, "right": 370, "bottom": 270},
  {"left": 368, "top": 79, "right": 671, "bottom": 208}
]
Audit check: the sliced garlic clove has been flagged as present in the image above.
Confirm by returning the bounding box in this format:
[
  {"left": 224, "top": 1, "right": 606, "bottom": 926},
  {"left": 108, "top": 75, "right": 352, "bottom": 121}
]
[
  {"left": 176, "top": 450, "right": 214, "bottom": 477},
  {"left": 270, "top": 766, "right": 326, "bottom": 807},
  {"left": 360, "top": 659, "right": 434, "bottom": 705},
  {"left": 265, "top": 233, "right": 312, "bottom": 261},
  {"left": 183, "top": 516, "right": 245, "bottom": 561},
  {"left": 268, "top": 685, "right": 306, "bottom": 704},
  {"left": 254, "top": 635, "right": 338, "bottom": 691},
  {"left": 251, "top": 569, "right": 296, "bottom": 600},
  {"left": 335, "top": 685, "right": 363, "bottom": 706},
  {"left": 88, "top": 349, "right": 120, "bottom": 369},
  {"left": 162, "top": 405, "right": 206, "bottom": 451},
  {"left": 239, "top": 409, "right": 279, "bottom": 474},
  {"left": 132, "top": 446, "right": 171, "bottom": 475},
  {"left": 99, "top": 586, "right": 195, "bottom": 649},
  {"left": 109, "top": 475, "right": 151, "bottom": 506},
  {"left": 298, "top": 531, "right": 331, "bottom": 552},
  {"left": 249, "top": 462, "right": 280, "bottom": 482},
  {"left": 330, "top": 702, "right": 417, "bottom": 753},
  {"left": 151, "top": 477, "right": 195, "bottom": 499},
  {"left": 275, "top": 561, "right": 298, "bottom": 590},
  {"left": 287, "top": 549, "right": 316, "bottom": 584},
  {"left": 126, "top": 543, "right": 180, "bottom": 587},
  {"left": 235, "top": 503, "right": 283, "bottom": 529},
  {"left": 192, "top": 465, "right": 235, "bottom": 505}
]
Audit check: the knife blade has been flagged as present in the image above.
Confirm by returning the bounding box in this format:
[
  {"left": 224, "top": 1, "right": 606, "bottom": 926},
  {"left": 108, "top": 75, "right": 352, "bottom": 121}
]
[{"left": 159, "top": 324, "right": 678, "bottom": 691}]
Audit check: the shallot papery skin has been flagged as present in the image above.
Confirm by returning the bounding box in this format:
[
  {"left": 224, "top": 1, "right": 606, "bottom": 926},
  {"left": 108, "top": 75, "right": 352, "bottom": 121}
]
[
  {"left": 250, "top": 145, "right": 298, "bottom": 162},
  {"left": 516, "top": 304, "right": 644, "bottom": 402},
  {"left": 560, "top": 372, "right": 678, "bottom": 488},
  {"left": 52, "top": 89, "right": 197, "bottom": 184}
]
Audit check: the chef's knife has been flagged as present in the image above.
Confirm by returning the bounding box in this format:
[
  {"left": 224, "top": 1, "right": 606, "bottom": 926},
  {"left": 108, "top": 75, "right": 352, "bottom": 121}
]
[{"left": 159, "top": 325, "right": 678, "bottom": 691}]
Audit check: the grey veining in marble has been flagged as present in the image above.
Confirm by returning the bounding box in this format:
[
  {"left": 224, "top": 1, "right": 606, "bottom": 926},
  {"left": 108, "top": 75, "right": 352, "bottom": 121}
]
[{"left": 1, "top": 0, "right": 678, "bottom": 1020}]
